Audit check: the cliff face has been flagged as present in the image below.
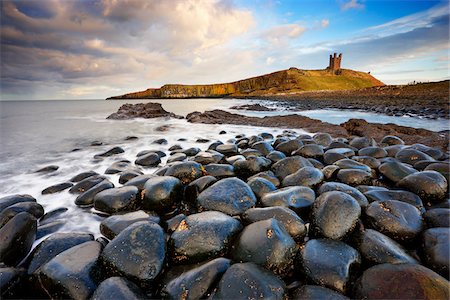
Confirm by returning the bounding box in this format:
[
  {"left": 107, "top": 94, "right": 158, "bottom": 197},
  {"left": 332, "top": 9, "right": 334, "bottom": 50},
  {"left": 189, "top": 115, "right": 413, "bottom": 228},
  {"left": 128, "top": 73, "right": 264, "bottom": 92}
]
[{"left": 107, "top": 68, "right": 385, "bottom": 99}]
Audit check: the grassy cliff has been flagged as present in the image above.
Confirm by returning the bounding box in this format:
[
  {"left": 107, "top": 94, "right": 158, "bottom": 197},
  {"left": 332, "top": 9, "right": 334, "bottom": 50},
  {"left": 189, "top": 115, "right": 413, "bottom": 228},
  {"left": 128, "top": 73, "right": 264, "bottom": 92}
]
[{"left": 107, "top": 68, "right": 384, "bottom": 99}]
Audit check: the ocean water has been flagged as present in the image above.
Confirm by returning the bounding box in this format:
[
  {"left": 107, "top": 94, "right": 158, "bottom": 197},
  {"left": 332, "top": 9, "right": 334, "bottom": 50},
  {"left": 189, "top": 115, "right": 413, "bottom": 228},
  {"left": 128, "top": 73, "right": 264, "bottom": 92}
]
[{"left": 0, "top": 99, "right": 448, "bottom": 243}]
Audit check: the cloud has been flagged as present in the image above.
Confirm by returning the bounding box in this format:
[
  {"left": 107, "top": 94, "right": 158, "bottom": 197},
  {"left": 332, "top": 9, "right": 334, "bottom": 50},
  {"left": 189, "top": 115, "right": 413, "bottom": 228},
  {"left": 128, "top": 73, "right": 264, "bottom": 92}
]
[
  {"left": 262, "top": 23, "right": 306, "bottom": 45},
  {"left": 340, "top": 0, "right": 364, "bottom": 11},
  {"left": 321, "top": 19, "right": 330, "bottom": 28}
]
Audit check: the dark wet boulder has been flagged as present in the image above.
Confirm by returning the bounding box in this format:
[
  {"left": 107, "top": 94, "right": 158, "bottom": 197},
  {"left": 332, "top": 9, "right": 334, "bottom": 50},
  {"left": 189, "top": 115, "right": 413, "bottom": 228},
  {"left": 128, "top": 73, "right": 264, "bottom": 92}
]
[
  {"left": 275, "top": 139, "right": 303, "bottom": 155},
  {"left": 293, "top": 144, "right": 324, "bottom": 159},
  {"left": 215, "top": 262, "right": 286, "bottom": 299},
  {"left": 318, "top": 182, "right": 368, "bottom": 208},
  {"left": 100, "top": 221, "right": 165, "bottom": 287},
  {"left": 356, "top": 185, "right": 389, "bottom": 193},
  {"left": 69, "top": 175, "right": 106, "bottom": 194},
  {"left": 94, "top": 186, "right": 139, "bottom": 214},
  {"left": 70, "top": 171, "right": 98, "bottom": 182},
  {"left": 349, "top": 136, "right": 376, "bottom": 149},
  {"left": 378, "top": 161, "right": 417, "bottom": 183},
  {"left": 232, "top": 218, "right": 298, "bottom": 275},
  {"left": 353, "top": 263, "right": 449, "bottom": 299},
  {"left": 161, "top": 258, "right": 231, "bottom": 300},
  {"left": 0, "top": 267, "right": 25, "bottom": 298},
  {"left": 395, "top": 148, "right": 434, "bottom": 165},
  {"left": 248, "top": 170, "right": 280, "bottom": 187},
  {"left": 100, "top": 210, "right": 160, "bottom": 240},
  {"left": 167, "top": 152, "right": 187, "bottom": 163},
  {"left": 337, "top": 169, "right": 372, "bottom": 186},
  {"left": 397, "top": 171, "right": 448, "bottom": 203},
  {"left": 170, "top": 211, "right": 242, "bottom": 263},
  {"left": 322, "top": 165, "right": 340, "bottom": 180},
  {"left": 356, "top": 229, "right": 417, "bottom": 266},
  {"left": 334, "top": 158, "right": 371, "bottom": 172},
  {"left": 233, "top": 156, "right": 272, "bottom": 178},
  {"left": 313, "top": 133, "right": 333, "bottom": 147},
  {"left": 241, "top": 148, "right": 263, "bottom": 158},
  {"left": 104, "top": 160, "right": 134, "bottom": 174},
  {"left": 153, "top": 138, "right": 168, "bottom": 145},
  {"left": 261, "top": 186, "right": 315, "bottom": 215},
  {"left": 137, "top": 149, "right": 166, "bottom": 158},
  {"left": 352, "top": 155, "right": 380, "bottom": 169},
  {"left": 384, "top": 144, "right": 405, "bottom": 157},
  {"left": 300, "top": 239, "right": 360, "bottom": 294},
  {"left": 41, "top": 182, "right": 73, "bottom": 195},
  {"left": 169, "top": 144, "right": 183, "bottom": 151},
  {"left": 251, "top": 141, "right": 274, "bottom": 156},
  {"left": 35, "top": 165, "right": 59, "bottom": 173},
  {"left": 0, "top": 194, "right": 36, "bottom": 213},
  {"left": 203, "top": 163, "right": 235, "bottom": 179},
  {"left": 282, "top": 166, "right": 324, "bottom": 188},
  {"left": 95, "top": 146, "right": 124, "bottom": 158},
  {"left": 193, "top": 151, "right": 224, "bottom": 165},
  {"left": 118, "top": 170, "right": 142, "bottom": 184},
  {"left": 165, "top": 161, "right": 204, "bottom": 184},
  {"left": 75, "top": 179, "right": 114, "bottom": 207},
  {"left": 291, "top": 285, "right": 349, "bottom": 300},
  {"left": 124, "top": 174, "right": 155, "bottom": 190},
  {"left": 358, "top": 146, "right": 387, "bottom": 158},
  {"left": 39, "top": 208, "right": 68, "bottom": 225},
  {"left": 364, "top": 189, "right": 425, "bottom": 213},
  {"left": 216, "top": 144, "right": 238, "bottom": 156},
  {"left": 166, "top": 214, "right": 186, "bottom": 234},
  {"left": 381, "top": 135, "right": 405, "bottom": 146},
  {"left": 91, "top": 277, "right": 146, "bottom": 300},
  {"left": 311, "top": 191, "right": 361, "bottom": 240},
  {"left": 184, "top": 176, "right": 217, "bottom": 203},
  {"left": 425, "top": 162, "right": 450, "bottom": 180},
  {"left": 365, "top": 200, "right": 423, "bottom": 242},
  {"left": 0, "top": 202, "right": 44, "bottom": 228},
  {"left": 409, "top": 144, "right": 444, "bottom": 160},
  {"left": 37, "top": 241, "right": 101, "bottom": 300},
  {"left": 247, "top": 177, "right": 277, "bottom": 199},
  {"left": 226, "top": 154, "right": 245, "bottom": 164},
  {"left": 323, "top": 148, "right": 355, "bottom": 165},
  {"left": 266, "top": 150, "right": 286, "bottom": 163},
  {"left": 0, "top": 212, "right": 36, "bottom": 266},
  {"left": 271, "top": 156, "right": 313, "bottom": 179},
  {"left": 196, "top": 178, "right": 256, "bottom": 215},
  {"left": 26, "top": 233, "right": 94, "bottom": 274},
  {"left": 37, "top": 220, "right": 65, "bottom": 239},
  {"left": 181, "top": 147, "right": 201, "bottom": 156},
  {"left": 135, "top": 152, "right": 161, "bottom": 167},
  {"left": 424, "top": 208, "right": 450, "bottom": 228},
  {"left": 422, "top": 228, "right": 449, "bottom": 278},
  {"left": 142, "top": 176, "right": 183, "bottom": 211},
  {"left": 242, "top": 207, "right": 306, "bottom": 241}
]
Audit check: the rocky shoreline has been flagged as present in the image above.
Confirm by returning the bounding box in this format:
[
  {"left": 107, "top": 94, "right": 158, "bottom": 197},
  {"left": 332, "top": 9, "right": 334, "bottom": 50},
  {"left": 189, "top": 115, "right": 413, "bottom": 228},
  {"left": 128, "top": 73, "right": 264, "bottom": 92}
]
[{"left": 1, "top": 104, "right": 449, "bottom": 299}]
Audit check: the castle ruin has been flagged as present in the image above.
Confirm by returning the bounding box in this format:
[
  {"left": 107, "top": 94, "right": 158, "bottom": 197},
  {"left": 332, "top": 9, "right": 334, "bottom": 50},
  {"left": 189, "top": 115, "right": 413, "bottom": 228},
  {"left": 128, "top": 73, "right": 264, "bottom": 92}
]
[{"left": 328, "top": 53, "right": 342, "bottom": 74}]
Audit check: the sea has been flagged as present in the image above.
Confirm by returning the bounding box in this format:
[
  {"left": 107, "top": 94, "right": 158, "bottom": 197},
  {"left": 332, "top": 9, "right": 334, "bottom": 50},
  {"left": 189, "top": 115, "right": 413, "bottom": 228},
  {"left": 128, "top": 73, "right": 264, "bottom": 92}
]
[{"left": 0, "top": 98, "right": 448, "bottom": 243}]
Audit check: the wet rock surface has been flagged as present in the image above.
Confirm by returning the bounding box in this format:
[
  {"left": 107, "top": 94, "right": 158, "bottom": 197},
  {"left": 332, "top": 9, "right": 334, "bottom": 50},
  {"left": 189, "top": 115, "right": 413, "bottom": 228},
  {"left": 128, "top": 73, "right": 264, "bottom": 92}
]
[{"left": 107, "top": 102, "right": 183, "bottom": 120}]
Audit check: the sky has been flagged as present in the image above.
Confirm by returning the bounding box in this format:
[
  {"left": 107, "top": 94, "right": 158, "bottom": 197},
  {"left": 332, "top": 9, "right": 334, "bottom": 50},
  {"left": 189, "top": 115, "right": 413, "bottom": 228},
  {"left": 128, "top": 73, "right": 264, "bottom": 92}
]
[{"left": 1, "top": 0, "right": 449, "bottom": 100}]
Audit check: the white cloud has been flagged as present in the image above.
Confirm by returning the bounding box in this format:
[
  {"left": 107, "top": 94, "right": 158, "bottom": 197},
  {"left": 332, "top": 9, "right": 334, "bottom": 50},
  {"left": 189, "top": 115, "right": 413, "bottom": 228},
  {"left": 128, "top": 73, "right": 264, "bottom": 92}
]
[
  {"left": 321, "top": 19, "right": 330, "bottom": 28},
  {"left": 340, "top": 0, "right": 365, "bottom": 11},
  {"left": 266, "top": 57, "right": 275, "bottom": 65},
  {"left": 262, "top": 23, "right": 306, "bottom": 45}
]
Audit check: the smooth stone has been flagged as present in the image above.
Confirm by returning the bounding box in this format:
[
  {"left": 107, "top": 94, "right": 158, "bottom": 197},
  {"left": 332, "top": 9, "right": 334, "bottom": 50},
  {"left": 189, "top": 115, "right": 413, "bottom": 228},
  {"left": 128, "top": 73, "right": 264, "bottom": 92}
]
[
  {"left": 0, "top": 202, "right": 44, "bottom": 228},
  {"left": 364, "top": 189, "right": 425, "bottom": 213},
  {"left": 181, "top": 147, "right": 201, "bottom": 156},
  {"left": 275, "top": 139, "right": 303, "bottom": 155},
  {"left": 69, "top": 175, "right": 106, "bottom": 194},
  {"left": 104, "top": 161, "right": 133, "bottom": 174},
  {"left": 75, "top": 179, "right": 114, "bottom": 207},
  {"left": 349, "top": 136, "right": 376, "bottom": 149},
  {"left": 35, "top": 165, "right": 59, "bottom": 173},
  {"left": 165, "top": 161, "right": 204, "bottom": 184},
  {"left": 356, "top": 229, "right": 418, "bottom": 265},
  {"left": 251, "top": 141, "right": 274, "bottom": 156},
  {"left": 323, "top": 148, "right": 355, "bottom": 165},
  {"left": 39, "top": 208, "right": 68, "bottom": 226},
  {"left": 300, "top": 239, "right": 360, "bottom": 293},
  {"left": 91, "top": 277, "right": 145, "bottom": 300},
  {"left": 169, "top": 144, "right": 183, "bottom": 151},
  {"left": 165, "top": 214, "right": 186, "bottom": 234},
  {"left": 271, "top": 156, "right": 313, "bottom": 179},
  {"left": 358, "top": 147, "right": 387, "bottom": 158},
  {"left": 142, "top": 176, "right": 183, "bottom": 211},
  {"left": 282, "top": 166, "right": 324, "bottom": 188},
  {"left": 167, "top": 152, "right": 187, "bottom": 163},
  {"left": 422, "top": 228, "right": 449, "bottom": 278},
  {"left": 322, "top": 165, "right": 340, "bottom": 179},
  {"left": 313, "top": 133, "right": 333, "bottom": 147},
  {"left": 232, "top": 218, "right": 298, "bottom": 275},
  {"left": 26, "top": 233, "right": 94, "bottom": 274},
  {"left": 241, "top": 148, "right": 263, "bottom": 158},
  {"left": 337, "top": 169, "right": 372, "bottom": 186},
  {"left": 94, "top": 186, "right": 139, "bottom": 214},
  {"left": 290, "top": 285, "right": 349, "bottom": 300},
  {"left": 311, "top": 191, "right": 361, "bottom": 240},
  {"left": 352, "top": 156, "right": 381, "bottom": 169},
  {"left": 100, "top": 221, "right": 165, "bottom": 286},
  {"left": 37, "top": 220, "right": 65, "bottom": 239},
  {"left": 365, "top": 200, "right": 423, "bottom": 242},
  {"left": 118, "top": 170, "right": 142, "bottom": 184},
  {"left": 124, "top": 174, "right": 155, "bottom": 190},
  {"left": 261, "top": 186, "right": 316, "bottom": 214},
  {"left": 169, "top": 211, "right": 242, "bottom": 263},
  {"left": 0, "top": 194, "right": 36, "bottom": 213},
  {"left": 247, "top": 177, "right": 277, "bottom": 199},
  {"left": 248, "top": 171, "right": 280, "bottom": 187},
  {"left": 397, "top": 171, "right": 448, "bottom": 203},
  {"left": 409, "top": 144, "right": 444, "bottom": 160},
  {"left": 424, "top": 208, "right": 450, "bottom": 228},
  {"left": 135, "top": 152, "right": 161, "bottom": 167},
  {"left": 196, "top": 177, "right": 256, "bottom": 216},
  {"left": 41, "top": 182, "right": 73, "bottom": 195},
  {"left": 37, "top": 241, "right": 101, "bottom": 299},
  {"left": 378, "top": 161, "right": 418, "bottom": 183},
  {"left": 184, "top": 176, "right": 217, "bottom": 202},
  {"left": 395, "top": 148, "right": 434, "bottom": 165},
  {"left": 292, "top": 144, "right": 324, "bottom": 159},
  {"left": 328, "top": 141, "right": 356, "bottom": 151},
  {"left": 136, "top": 149, "right": 166, "bottom": 158},
  {"left": 318, "top": 182, "right": 368, "bottom": 208},
  {"left": 384, "top": 144, "right": 405, "bottom": 157},
  {"left": 193, "top": 151, "right": 224, "bottom": 165},
  {"left": 353, "top": 263, "right": 449, "bottom": 299},
  {"left": 0, "top": 212, "right": 36, "bottom": 266},
  {"left": 233, "top": 156, "right": 272, "bottom": 178},
  {"left": 215, "top": 263, "right": 286, "bottom": 300},
  {"left": 95, "top": 146, "right": 124, "bottom": 157},
  {"left": 203, "top": 163, "right": 235, "bottom": 179},
  {"left": 334, "top": 158, "right": 372, "bottom": 172},
  {"left": 153, "top": 138, "right": 168, "bottom": 145},
  {"left": 242, "top": 207, "right": 306, "bottom": 241},
  {"left": 0, "top": 267, "right": 25, "bottom": 298},
  {"left": 308, "top": 158, "right": 324, "bottom": 170},
  {"left": 356, "top": 185, "right": 388, "bottom": 193},
  {"left": 226, "top": 154, "right": 245, "bottom": 164},
  {"left": 425, "top": 162, "right": 449, "bottom": 179},
  {"left": 161, "top": 258, "right": 231, "bottom": 300},
  {"left": 100, "top": 210, "right": 160, "bottom": 240},
  {"left": 266, "top": 150, "right": 286, "bottom": 163},
  {"left": 381, "top": 135, "right": 405, "bottom": 146},
  {"left": 216, "top": 144, "right": 238, "bottom": 156}
]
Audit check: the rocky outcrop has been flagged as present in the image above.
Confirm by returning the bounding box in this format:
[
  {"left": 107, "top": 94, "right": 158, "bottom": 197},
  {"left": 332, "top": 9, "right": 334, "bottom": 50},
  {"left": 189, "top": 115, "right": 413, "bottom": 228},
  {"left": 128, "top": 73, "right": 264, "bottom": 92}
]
[
  {"left": 230, "top": 104, "right": 275, "bottom": 111},
  {"left": 106, "top": 102, "right": 183, "bottom": 120}
]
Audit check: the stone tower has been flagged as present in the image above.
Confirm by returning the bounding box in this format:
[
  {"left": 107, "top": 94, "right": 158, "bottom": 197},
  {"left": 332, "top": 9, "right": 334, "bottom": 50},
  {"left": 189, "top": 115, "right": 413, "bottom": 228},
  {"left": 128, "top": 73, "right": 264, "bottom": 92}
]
[{"left": 328, "top": 53, "right": 342, "bottom": 74}]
